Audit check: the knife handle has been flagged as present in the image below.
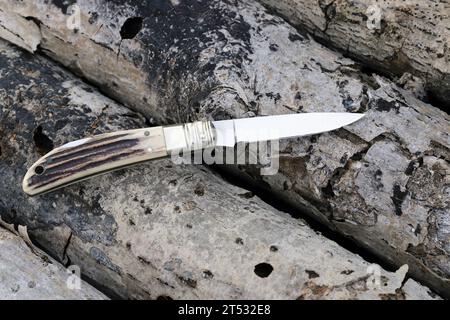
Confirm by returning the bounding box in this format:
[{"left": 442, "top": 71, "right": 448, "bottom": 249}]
[{"left": 22, "top": 127, "right": 168, "bottom": 196}]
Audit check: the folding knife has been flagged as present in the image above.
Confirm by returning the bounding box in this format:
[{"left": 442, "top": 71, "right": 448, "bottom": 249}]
[{"left": 22, "top": 113, "right": 364, "bottom": 196}]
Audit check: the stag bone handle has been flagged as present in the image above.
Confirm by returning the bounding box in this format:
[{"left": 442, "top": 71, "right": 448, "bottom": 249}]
[{"left": 23, "top": 121, "right": 216, "bottom": 196}]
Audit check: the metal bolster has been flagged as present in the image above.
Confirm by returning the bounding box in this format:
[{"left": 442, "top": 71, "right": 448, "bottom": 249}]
[{"left": 163, "top": 121, "right": 216, "bottom": 153}]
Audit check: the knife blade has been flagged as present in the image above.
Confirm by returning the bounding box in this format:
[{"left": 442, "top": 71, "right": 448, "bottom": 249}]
[{"left": 22, "top": 113, "right": 364, "bottom": 196}]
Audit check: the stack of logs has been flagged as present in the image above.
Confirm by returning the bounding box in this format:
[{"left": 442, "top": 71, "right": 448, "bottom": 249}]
[{"left": 0, "top": 0, "right": 448, "bottom": 299}]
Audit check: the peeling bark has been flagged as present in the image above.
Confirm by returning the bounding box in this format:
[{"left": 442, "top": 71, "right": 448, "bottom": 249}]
[
  {"left": 257, "top": 0, "right": 450, "bottom": 109},
  {"left": 0, "top": 41, "right": 439, "bottom": 299},
  {"left": 0, "top": 225, "right": 107, "bottom": 299},
  {"left": 0, "top": 0, "right": 448, "bottom": 297},
  {"left": 0, "top": 8, "right": 41, "bottom": 52}
]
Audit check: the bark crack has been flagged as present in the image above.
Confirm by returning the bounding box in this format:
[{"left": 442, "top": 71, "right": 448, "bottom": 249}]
[
  {"left": 319, "top": 0, "right": 336, "bottom": 33},
  {"left": 62, "top": 232, "right": 73, "bottom": 267}
]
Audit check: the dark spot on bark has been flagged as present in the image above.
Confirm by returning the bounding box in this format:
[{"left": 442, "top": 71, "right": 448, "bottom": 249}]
[
  {"left": 305, "top": 270, "right": 320, "bottom": 279},
  {"left": 374, "top": 169, "right": 383, "bottom": 189},
  {"left": 186, "top": 223, "right": 193, "bottom": 229},
  {"left": 418, "top": 157, "right": 424, "bottom": 167},
  {"left": 194, "top": 184, "right": 205, "bottom": 196},
  {"left": 269, "top": 245, "right": 278, "bottom": 252},
  {"left": 288, "top": 32, "right": 305, "bottom": 42},
  {"left": 392, "top": 184, "right": 407, "bottom": 216},
  {"left": 254, "top": 263, "right": 273, "bottom": 278},
  {"left": 88, "top": 12, "right": 99, "bottom": 24},
  {"left": 235, "top": 237, "right": 244, "bottom": 245},
  {"left": 342, "top": 96, "right": 354, "bottom": 110},
  {"left": 339, "top": 153, "right": 348, "bottom": 164},
  {"left": 265, "top": 92, "right": 282, "bottom": 103},
  {"left": 424, "top": 87, "right": 450, "bottom": 114},
  {"left": 51, "top": 0, "right": 76, "bottom": 14},
  {"left": 168, "top": 179, "right": 177, "bottom": 186},
  {"left": 194, "top": 106, "right": 200, "bottom": 113},
  {"left": 178, "top": 274, "right": 197, "bottom": 288},
  {"left": 405, "top": 160, "right": 417, "bottom": 175},
  {"left": 373, "top": 99, "right": 399, "bottom": 113},
  {"left": 145, "top": 207, "right": 152, "bottom": 215},
  {"left": 379, "top": 288, "right": 406, "bottom": 300},
  {"left": 82, "top": 86, "right": 94, "bottom": 93},
  {"left": 120, "top": 17, "right": 143, "bottom": 39},
  {"left": 157, "top": 277, "right": 175, "bottom": 289},
  {"left": 174, "top": 205, "right": 181, "bottom": 213},
  {"left": 138, "top": 256, "right": 151, "bottom": 265},
  {"left": 374, "top": 169, "right": 383, "bottom": 179},
  {"left": 238, "top": 191, "right": 254, "bottom": 199},
  {"left": 322, "top": 182, "right": 335, "bottom": 198},
  {"left": 341, "top": 270, "right": 354, "bottom": 275},
  {"left": 128, "top": 218, "right": 135, "bottom": 226},
  {"left": 269, "top": 43, "right": 279, "bottom": 51},
  {"left": 202, "top": 270, "right": 214, "bottom": 279},
  {"left": 33, "top": 126, "right": 54, "bottom": 155},
  {"left": 295, "top": 92, "right": 302, "bottom": 100},
  {"left": 157, "top": 295, "right": 173, "bottom": 300},
  {"left": 126, "top": 242, "right": 132, "bottom": 250},
  {"left": 25, "top": 16, "right": 43, "bottom": 27},
  {"left": 414, "top": 224, "right": 422, "bottom": 236}
]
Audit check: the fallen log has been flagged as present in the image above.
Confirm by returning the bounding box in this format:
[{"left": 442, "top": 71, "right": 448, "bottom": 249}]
[
  {"left": 2, "top": 0, "right": 448, "bottom": 298},
  {"left": 256, "top": 0, "right": 450, "bottom": 108},
  {"left": 0, "top": 40, "right": 439, "bottom": 300},
  {"left": 0, "top": 224, "right": 107, "bottom": 299}
]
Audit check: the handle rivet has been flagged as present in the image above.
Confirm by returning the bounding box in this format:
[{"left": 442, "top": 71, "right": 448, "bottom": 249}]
[
  {"left": 144, "top": 131, "right": 150, "bottom": 136},
  {"left": 35, "top": 165, "right": 45, "bottom": 175}
]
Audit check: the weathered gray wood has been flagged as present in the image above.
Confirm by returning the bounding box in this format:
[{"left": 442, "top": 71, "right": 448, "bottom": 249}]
[
  {"left": 0, "top": 8, "right": 41, "bottom": 53},
  {"left": 0, "top": 0, "right": 448, "bottom": 298},
  {"left": 257, "top": 0, "right": 450, "bottom": 107},
  {"left": 0, "top": 225, "right": 107, "bottom": 299},
  {"left": 2, "top": 0, "right": 447, "bottom": 298},
  {"left": 0, "top": 41, "right": 439, "bottom": 300}
]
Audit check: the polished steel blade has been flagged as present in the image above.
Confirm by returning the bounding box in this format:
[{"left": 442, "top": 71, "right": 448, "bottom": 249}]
[{"left": 213, "top": 113, "right": 364, "bottom": 147}]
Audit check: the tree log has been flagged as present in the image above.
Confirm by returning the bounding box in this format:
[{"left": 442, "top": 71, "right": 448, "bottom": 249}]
[
  {"left": 0, "top": 40, "right": 439, "bottom": 300},
  {"left": 0, "top": 225, "right": 107, "bottom": 299},
  {"left": 1, "top": 0, "right": 449, "bottom": 297},
  {"left": 256, "top": 0, "right": 450, "bottom": 108}
]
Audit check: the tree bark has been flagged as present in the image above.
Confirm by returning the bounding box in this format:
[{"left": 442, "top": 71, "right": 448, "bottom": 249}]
[
  {"left": 257, "top": 0, "right": 450, "bottom": 108},
  {"left": 0, "top": 0, "right": 448, "bottom": 298},
  {"left": 0, "top": 225, "right": 107, "bottom": 299},
  {"left": 0, "top": 40, "right": 439, "bottom": 300}
]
